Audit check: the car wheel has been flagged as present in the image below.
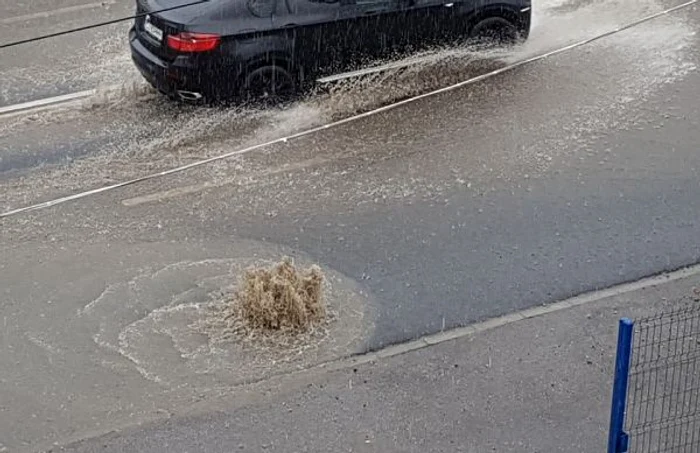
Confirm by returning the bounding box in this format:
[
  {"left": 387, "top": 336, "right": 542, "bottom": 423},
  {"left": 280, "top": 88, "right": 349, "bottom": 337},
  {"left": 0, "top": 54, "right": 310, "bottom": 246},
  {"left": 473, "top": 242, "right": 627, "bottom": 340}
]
[
  {"left": 242, "top": 64, "right": 296, "bottom": 105},
  {"left": 469, "top": 17, "right": 519, "bottom": 49}
]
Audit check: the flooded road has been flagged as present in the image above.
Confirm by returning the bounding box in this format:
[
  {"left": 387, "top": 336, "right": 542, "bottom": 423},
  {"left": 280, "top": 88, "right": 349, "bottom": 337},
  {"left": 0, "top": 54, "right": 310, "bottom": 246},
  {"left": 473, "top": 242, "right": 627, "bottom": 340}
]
[
  {"left": 1, "top": 0, "right": 700, "bottom": 451},
  {"left": 0, "top": 0, "right": 136, "bottom": 107},
  {"left": 1, "top": 0, "right": 691, "bottom": 198}
]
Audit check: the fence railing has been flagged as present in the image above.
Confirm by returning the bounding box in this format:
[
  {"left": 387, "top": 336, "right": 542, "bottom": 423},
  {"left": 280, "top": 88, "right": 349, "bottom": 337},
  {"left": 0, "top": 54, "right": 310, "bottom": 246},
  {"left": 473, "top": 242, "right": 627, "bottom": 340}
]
[{"left": 608, "top": 304, "right": 700, "bottom": 453}]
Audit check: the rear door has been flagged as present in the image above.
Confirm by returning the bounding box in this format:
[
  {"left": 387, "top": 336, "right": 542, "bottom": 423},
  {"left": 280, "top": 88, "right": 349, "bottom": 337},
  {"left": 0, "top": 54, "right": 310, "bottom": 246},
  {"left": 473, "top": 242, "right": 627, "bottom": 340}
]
[
  {"left": 350, "top": 0, "right": 403, "bottom": 59},
  {"left": 274, "top": 0, "right": 403, "bottom": 78},
  {"left": 398, "top": 0, "right": 463, "bottom": 51},
  {"left": 274, "top": 0, "right": 358, "bottom": 76}
]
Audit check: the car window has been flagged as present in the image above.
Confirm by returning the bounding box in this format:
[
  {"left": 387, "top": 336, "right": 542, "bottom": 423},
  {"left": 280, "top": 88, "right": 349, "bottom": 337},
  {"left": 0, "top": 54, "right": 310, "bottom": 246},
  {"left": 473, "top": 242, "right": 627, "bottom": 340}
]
[
  {"left": 277, "top": 0, "right": 397, "bottom": 27},
  {"left": 247, "top": 0, "right": 277, "bottom": 17},
  {"left": 285, "top": 0, "right": 342, "bottom": 16},
  {"left": 410, "top": 0, "right": 445, "bottom": 6},
  {"left": 284, "top": 0, "right": 394, "bottom": 16}
]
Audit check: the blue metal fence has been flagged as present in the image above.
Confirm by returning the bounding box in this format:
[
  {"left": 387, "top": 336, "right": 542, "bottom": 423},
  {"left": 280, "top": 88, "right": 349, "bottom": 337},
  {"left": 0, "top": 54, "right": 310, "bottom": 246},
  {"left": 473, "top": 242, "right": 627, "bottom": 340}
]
[
  {"left": 608, "top": 304, "right": 700, "bottom": 453},
  {"left": 608, "top": 318, "right": 634, "bottom": 453}
]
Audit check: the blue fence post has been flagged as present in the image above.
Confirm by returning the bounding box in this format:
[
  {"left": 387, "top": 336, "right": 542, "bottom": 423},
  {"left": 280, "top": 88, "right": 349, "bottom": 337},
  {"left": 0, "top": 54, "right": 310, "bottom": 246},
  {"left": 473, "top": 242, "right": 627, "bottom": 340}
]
[{"left": 607, "top": 318, "right": 634, "bottom": 453}]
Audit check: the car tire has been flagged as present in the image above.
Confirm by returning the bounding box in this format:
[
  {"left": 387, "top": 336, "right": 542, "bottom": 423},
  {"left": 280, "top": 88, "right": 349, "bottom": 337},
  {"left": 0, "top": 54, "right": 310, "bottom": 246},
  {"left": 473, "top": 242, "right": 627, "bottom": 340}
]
[
  {"left": 469, "top": 17, "right": 519, "bottom": 49},
  {"left": 241, "top": 63, "right": 297, "bottom": 105}
]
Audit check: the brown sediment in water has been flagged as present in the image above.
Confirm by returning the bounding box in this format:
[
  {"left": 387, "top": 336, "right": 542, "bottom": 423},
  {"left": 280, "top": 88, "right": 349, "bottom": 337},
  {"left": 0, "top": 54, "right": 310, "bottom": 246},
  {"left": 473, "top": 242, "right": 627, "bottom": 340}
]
[{"left": 235, "top": 257, "right": 326, "bottom": 332}]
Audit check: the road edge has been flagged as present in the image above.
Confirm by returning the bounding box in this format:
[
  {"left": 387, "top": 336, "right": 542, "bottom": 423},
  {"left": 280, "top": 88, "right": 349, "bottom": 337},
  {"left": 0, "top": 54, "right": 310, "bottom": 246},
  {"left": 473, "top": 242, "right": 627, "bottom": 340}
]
[
  {"left": 45, "top": 261, "right": 700, "bottom": 453},
  {"left": 323, "top": 262, "right": 700, "bottom": 370}
]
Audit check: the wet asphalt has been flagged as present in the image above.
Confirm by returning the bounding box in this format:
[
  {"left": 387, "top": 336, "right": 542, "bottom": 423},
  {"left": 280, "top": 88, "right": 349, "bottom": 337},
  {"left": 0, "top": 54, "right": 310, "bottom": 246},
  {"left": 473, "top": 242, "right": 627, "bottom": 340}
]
[{"left": 1, "top": 0, "right": 700, "bottom": 451}]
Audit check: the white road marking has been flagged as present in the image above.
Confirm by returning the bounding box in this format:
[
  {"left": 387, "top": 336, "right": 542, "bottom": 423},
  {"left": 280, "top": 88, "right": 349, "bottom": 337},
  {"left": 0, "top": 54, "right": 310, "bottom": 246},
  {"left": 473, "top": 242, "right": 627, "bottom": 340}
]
[
  {"left": 121, "top": 156, "right": 334, "bottom": 207},
  {"left": 0, "top": 0, "right": 696, "bottom": 219},
  {"left": 0, "top": 0, "right": 118, "bottom": 25},
  {"left": 0, "top": 84, "right": 127, "bottom": 119},
  {"left": 121, "top": 182, "right": 219, "bottom": 207},
  {"left": 0, "top": 89, "right": 96, "bottom": 118}
]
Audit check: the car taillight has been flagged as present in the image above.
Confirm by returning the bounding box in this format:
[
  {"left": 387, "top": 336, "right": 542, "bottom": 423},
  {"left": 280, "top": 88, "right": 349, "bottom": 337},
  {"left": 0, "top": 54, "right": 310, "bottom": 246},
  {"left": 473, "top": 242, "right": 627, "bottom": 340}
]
[{"left": 167, "top": 32, "right": 221, "bottom": 52}]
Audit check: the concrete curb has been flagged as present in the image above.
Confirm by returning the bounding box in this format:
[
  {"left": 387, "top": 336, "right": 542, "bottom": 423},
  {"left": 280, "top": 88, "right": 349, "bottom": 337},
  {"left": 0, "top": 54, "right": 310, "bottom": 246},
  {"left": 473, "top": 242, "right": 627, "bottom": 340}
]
[{"left": 323, "top": 263, "right": 700, "bottom": 372}]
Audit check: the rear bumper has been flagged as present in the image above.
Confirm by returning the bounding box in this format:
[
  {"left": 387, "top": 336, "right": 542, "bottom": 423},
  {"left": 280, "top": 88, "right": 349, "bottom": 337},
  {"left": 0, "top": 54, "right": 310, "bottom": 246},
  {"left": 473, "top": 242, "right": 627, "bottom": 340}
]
[{"left": 129, "top": 27, "right": 216, "bottom": 98}]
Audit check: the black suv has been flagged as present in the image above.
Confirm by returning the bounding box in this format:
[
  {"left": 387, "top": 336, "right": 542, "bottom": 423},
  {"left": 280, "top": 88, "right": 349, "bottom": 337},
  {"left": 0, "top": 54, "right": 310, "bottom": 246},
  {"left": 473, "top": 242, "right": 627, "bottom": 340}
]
[{"left": 130, "top": 0, "right": 531, "bottom": 102}]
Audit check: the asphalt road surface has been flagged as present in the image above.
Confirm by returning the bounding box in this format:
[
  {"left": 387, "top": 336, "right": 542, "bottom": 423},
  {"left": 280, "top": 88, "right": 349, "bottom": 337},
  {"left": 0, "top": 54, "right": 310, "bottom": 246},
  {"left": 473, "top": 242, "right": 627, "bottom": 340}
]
[
  {"left": 1, "top": 0, "right": 700, "bottom": 451},
  {"left": 0, "top": 0, "right": 135, "bottom": 106}
]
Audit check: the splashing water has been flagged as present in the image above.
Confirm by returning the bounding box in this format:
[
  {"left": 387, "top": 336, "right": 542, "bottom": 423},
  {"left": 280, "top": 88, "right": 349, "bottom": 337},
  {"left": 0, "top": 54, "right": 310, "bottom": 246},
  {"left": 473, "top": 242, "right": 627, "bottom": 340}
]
[{"left": 0, "top": 0, "right": 696, "bottom": 212}]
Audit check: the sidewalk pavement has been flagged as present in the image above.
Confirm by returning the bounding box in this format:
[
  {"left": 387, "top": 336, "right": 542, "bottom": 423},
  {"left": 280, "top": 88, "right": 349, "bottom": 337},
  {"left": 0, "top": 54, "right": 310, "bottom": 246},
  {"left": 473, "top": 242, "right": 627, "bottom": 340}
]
[{"left": 57, "top": 269, "right": 700, "bottom": 453}]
